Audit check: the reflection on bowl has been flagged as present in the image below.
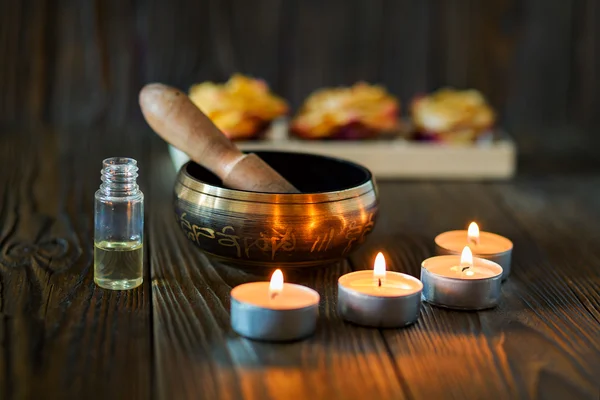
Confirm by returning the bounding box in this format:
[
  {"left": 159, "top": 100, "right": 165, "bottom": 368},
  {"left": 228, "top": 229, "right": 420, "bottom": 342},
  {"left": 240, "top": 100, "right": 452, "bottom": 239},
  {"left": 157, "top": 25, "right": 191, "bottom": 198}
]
[{"left": 173, "top": 151, "right": 378, "bottom": 268}]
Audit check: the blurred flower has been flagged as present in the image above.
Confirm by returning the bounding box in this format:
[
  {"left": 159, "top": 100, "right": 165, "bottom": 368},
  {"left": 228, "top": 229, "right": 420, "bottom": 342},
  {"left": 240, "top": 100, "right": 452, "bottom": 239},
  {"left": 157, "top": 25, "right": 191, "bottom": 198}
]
[
  {"left": 411, "top": 88, "right": 495, "bottom": 143},
  {"left": 291, "top": 82, "right": 400, "bottom": 139},
  {"left": 189, "top": 74, "right": 288, "bottom": 140}
]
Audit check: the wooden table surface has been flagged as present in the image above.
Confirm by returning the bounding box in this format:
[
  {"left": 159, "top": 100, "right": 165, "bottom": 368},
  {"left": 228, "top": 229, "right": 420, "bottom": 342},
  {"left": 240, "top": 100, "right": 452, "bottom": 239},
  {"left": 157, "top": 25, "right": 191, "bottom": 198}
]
[{"left": 0, "top": 127, "right": 599, "bottom": 400}]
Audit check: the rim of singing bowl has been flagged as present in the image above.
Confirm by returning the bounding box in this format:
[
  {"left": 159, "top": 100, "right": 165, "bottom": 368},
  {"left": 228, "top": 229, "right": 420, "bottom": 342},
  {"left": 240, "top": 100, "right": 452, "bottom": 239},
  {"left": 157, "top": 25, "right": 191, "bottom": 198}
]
[{"left": 176, "top": 151, "right": 376, "bottom": 204}]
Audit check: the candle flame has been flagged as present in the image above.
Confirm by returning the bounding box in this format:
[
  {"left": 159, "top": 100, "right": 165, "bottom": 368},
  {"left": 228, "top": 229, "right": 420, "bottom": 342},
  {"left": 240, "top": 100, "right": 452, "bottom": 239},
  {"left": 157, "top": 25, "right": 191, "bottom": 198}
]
[
  {"left": 468, "top": 222, "right": 480, "bottom": 244},
  {"left": 269, "top": 269, "right": 284, "bottom": 298},
  {"left": 373, "top": 252, "right": 386, "bottom": 279},
  {"left": 460, "top": 246, "right": 473, "bottom": 267}
]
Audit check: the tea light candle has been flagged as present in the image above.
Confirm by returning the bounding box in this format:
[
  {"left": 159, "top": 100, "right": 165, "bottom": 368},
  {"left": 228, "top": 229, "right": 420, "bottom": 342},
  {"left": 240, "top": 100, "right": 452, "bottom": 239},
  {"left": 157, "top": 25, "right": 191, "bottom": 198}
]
[
  {"left": 421, "top": 246, "right": 503, "bottom": 310},
  {"left": 435, "top": 222, "right": 513, "bottom": 279},
  {"left": 338, "top": 253, "right": 423, "bottom": 328},
  {"left": 230, "top": 269, "right": 320, "bottom": 341}
]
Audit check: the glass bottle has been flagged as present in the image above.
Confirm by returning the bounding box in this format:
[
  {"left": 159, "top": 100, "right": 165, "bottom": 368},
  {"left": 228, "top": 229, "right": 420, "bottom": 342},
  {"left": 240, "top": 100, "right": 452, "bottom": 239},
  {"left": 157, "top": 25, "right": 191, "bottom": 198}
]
[{"left": 94, "top": 157, "right": 144, "bottom": 290}]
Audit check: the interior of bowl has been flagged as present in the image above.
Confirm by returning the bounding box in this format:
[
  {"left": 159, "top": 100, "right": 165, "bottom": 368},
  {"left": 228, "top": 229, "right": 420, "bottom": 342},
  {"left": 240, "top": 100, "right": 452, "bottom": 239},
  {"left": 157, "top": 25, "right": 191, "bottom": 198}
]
[{"left": 185, "top": 151, "right": 372, "bottom": 193}]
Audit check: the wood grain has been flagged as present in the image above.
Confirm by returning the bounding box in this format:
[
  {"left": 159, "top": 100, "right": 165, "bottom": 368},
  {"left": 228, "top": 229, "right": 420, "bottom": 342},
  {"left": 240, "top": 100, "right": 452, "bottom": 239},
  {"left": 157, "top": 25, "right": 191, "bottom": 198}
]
[
  {"left": 349, "top": 180, "right": 600, "bottom": 399},
  {"left": 487, "top": 178, "right": 600, "bottom": 325},
  {"left": 226, "top": 0, "right": 285, "bottom": 91},
  {"left": 504, "top": 0, "right": 577, "bottom": 151},
  {"left": 429, "top": 0, "right": 520, "bottom": 115},
  {"left": 0, "top": 128, "right": 152, "bottom": 399},
  {"left": 570, "top": 0, "right": 600, "bottom": 129},
  {"left": 147, "top": 137, "right": 406, "bottom": 400},
  {"left": 380, "top": 0, "right": 430, "bottom": 104},
  {"left": 2, "top": 0, "right": 600, "bottom": 153},
  {"left": 282, "top": 0, "right": 384, "bottom": 109},
  {"left": 0, "top": 124, "right": 599, "bottom": 399}
]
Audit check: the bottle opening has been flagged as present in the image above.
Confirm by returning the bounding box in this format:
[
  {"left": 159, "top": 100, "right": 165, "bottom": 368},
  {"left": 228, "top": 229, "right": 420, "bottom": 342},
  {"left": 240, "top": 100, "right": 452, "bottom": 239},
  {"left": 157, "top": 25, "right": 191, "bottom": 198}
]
[
  {"left": 100, "top": 157, "right": 140, "bottom": 195},
  {"left": 103, "top": 157, "right": 137, "bottom": 168}
]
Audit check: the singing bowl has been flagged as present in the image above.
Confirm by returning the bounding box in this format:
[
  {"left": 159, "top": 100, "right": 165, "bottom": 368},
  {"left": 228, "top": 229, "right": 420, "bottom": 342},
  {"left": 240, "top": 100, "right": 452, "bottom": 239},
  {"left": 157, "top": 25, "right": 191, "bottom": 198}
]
[{"left": 173, "top": 151, "right": 379, "bottom": 268}]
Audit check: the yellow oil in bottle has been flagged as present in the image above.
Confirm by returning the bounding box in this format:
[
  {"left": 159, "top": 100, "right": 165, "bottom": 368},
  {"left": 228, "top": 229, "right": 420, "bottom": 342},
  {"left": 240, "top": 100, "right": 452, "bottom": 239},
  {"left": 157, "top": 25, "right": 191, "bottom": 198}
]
[{"left": 94, "top": 240, "right": 143, "bottom": 290}]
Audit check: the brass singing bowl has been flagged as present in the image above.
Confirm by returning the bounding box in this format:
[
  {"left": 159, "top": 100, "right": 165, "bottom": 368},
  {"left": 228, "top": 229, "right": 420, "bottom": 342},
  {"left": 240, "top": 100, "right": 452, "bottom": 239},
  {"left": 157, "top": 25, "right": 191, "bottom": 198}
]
[{"left": 173, "top": 151, "right": 378, "bottom": 268}]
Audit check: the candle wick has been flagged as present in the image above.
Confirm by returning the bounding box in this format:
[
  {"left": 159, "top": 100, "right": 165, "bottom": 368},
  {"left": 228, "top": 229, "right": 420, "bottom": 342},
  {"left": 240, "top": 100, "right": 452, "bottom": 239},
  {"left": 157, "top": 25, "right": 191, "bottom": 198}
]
[
  {"left": 378, "top": 278, "right": 382, "bottom": 287},
  {"left": 468, "top": 237, "right": 478, "bottom": 246},
  {"left": 270, "top": 291, "right": 279, "bottom": 300},
  {"left": 461, "top": 265, "right": 470, "bottom": 272}
]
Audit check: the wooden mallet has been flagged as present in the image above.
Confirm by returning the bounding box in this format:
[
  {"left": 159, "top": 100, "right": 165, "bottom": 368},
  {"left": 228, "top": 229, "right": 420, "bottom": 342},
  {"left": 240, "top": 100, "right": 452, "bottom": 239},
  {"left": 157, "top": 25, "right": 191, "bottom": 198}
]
[{"left": 139, "top": 83, "right": 299, "bottom": 194}]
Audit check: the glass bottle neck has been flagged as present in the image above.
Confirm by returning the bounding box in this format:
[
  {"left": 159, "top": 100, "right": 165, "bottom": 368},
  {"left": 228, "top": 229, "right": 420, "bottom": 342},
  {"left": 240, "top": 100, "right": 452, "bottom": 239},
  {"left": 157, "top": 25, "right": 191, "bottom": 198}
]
[{"left": 99, "top": 157, "right": 140, "bottom": 197}]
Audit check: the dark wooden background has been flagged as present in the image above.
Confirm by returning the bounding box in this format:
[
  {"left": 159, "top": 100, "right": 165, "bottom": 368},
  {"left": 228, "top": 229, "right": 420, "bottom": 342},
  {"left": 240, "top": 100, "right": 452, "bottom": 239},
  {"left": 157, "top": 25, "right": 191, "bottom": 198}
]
[
  {"left": 2, "top": 2, "right": 600, "bottom": 399},
  {"left": 1, "top": 0, "right": 599, "bottom": 155}
]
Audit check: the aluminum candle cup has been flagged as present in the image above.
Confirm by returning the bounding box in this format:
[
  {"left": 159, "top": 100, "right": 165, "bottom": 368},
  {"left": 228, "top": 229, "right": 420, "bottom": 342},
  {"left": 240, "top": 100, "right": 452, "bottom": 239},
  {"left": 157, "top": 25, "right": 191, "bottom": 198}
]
[
  {"left": 230, "top": 270, "right": 320, "bottom": 341},
  {"left": 337, "top": 253, "right": 423, "bottom": 328},
  {"left": 421, "top": 247, "right": 503, "bottom": 310},
  {"left": 435, "top": 222, "right": 513, "bottom": 280}
]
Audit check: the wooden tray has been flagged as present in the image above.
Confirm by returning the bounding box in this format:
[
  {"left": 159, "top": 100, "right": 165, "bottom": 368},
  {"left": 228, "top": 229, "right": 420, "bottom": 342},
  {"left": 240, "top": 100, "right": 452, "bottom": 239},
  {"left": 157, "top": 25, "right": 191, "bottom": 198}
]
[{"left": 168, "top": 119, "right": 516, "bottom": 180}]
